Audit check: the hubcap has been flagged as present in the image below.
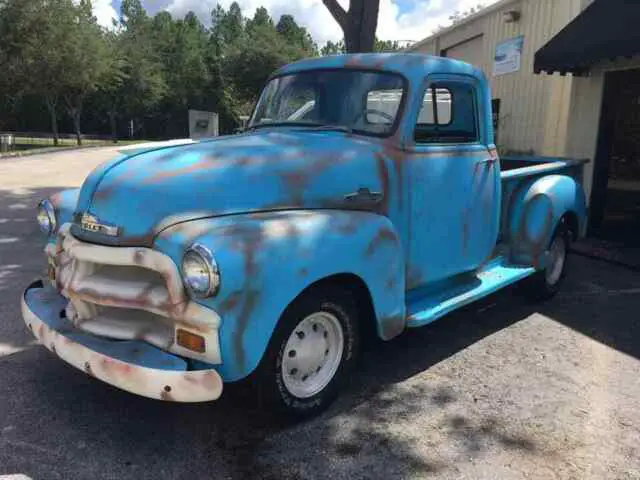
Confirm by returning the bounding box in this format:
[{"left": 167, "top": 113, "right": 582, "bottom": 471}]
[
  {"left": 546, "top": 235, "right": 566, "bottom": 286},
  {"left": 281, "top": 311, "right": 344, "bottom": 399}
]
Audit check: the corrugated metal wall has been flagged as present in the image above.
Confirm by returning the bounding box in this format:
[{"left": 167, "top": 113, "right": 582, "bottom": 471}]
[
  {"left": 411, "top": 0, "right": 585, "bottom": 156},
  {"left": 442, "top": 36, "right": 485, "bottom": 66}
]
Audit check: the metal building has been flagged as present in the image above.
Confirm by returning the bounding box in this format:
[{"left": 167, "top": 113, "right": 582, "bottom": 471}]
[{"left": 409, "top": 0, "right": 640, "bottom": 249}]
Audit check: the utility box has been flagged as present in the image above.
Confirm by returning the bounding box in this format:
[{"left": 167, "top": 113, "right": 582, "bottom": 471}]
[
  {"left": 188, "top": 110, "right": 219, "bottom": 139},
  {"left": 0, "top": 134, "right": 14, "bottom": 153}
]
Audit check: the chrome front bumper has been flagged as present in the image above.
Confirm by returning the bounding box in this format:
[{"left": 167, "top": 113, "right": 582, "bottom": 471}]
[{"left": 22, "top": 281, "right": 223, "bottom": 402}]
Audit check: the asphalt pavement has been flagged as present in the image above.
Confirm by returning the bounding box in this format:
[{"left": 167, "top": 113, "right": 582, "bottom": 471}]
[{"left": 0, "top": 147, "right": 639, "bottom": 479}]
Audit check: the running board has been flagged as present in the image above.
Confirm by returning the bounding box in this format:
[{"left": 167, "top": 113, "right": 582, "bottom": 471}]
[{"left": 406, "top": 259, "right": 536, "bottom": 328}]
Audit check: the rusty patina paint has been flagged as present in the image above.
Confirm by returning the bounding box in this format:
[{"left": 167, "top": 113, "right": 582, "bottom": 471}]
[
  {"left": 27, "top": 53, "right": 588, "bottom": 399},
  {"left": 379, "top": 313, "right": 405, "bottom": 340},
  {"left": 365, "top": 227, "right": 398, "bottom": 256}
]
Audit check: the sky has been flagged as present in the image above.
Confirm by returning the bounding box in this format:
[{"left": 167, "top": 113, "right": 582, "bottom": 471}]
[{"left": 98, "top": 0, "right": 500, "bottom": 46}]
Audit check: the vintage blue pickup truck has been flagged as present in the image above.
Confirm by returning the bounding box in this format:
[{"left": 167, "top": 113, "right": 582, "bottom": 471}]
[{"left": 22, "top": 53, "right": 587, "bottom": 417}]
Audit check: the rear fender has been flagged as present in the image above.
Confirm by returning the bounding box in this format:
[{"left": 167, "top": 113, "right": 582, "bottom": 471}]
[
  {"left": 155, "top": 210, "right": 406, "bottom": 382},
  {"left": 507, "top": 175, "right": 587, "bottom": 268}
]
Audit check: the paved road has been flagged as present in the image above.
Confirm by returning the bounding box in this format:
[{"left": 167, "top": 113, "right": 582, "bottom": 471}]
[{"left": 0, "top": 147, "right": 639, "bottom": 479}]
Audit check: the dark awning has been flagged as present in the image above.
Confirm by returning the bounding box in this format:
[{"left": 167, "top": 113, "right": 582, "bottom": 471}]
[{"left": 534, "top": 0, "right": 640, "bottom": 76}]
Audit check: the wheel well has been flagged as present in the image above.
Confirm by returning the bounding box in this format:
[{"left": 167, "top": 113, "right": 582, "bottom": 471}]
[
  {"left": 290, "top": 273, "right": 377, "bottom": 340},
  {"left": 562, "top": 211, "right": 579, "bottom": 241}
]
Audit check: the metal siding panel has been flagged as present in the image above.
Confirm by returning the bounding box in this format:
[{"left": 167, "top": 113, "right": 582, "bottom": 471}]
[
  {"left": 408, "top": 0, "right": 579, "bottom": 156},
  {"left": 443, "top": 36, "right": 484, "bottom": 66}
]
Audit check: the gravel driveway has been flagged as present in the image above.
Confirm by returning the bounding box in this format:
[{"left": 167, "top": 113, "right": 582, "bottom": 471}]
[{"left": 0, "top": 147, "right": 638, "bottom": 479}]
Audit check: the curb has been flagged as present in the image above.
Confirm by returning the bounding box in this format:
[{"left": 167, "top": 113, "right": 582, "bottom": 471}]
[{"left": 0, "top": 144, "right": 114, "bottom": 159}]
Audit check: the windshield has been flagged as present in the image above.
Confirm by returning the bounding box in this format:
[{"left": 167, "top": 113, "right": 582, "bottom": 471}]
[{"left": 250, "top": 70, "right": 406, "bottom": 136}]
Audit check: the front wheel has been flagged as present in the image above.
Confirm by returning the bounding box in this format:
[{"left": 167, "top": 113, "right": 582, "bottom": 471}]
[
  {"left": 256, "top": 286, "right": 360, "bottom": 419},
  {"left": 521, "top": 220, "right": 571, "bottom": 301}
]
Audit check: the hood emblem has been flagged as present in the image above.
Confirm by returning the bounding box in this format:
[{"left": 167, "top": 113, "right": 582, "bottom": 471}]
[{"left": 79, "top": 213, "right": 119, "bottom": 237}]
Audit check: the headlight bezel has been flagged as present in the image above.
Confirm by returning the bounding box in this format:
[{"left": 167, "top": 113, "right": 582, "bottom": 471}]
[
  {"left": 37, "top": 199, "right": 57, "bottom": 235},
  {"left": 181, "top": 243, "right": 220, "bottom": 298}
]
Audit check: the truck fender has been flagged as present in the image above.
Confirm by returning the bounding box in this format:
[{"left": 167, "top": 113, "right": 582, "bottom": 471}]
[
  {"left": 155, "top": 210, "right": 406, "bottom": 382},
  {"left": 50, "top": 188, "right": 80, "bottom": 228},
  {"left": 507, "top": 175, "right": 587, "bottom": 268}
]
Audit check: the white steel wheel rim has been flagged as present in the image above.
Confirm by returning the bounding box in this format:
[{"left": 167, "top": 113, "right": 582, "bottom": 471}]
[
  {"left": 281, "top": 311, "right": 344, "bottom": 399},
  {"left": 546, "top": 235, "right": 566, "bottom": 286}
]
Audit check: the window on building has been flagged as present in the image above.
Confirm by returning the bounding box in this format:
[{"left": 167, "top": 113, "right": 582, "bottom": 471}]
[{"left": 414, "top": 82, "right": 479, "bottom": 144}]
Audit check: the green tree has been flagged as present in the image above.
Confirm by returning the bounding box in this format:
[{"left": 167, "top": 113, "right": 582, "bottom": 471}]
[
  {"left": 374, "top": 38, "right": 401, "bottom": 52},
  {"left": 247, "top": 6, "right": 273, "bottom": 32},
  {"left": 61, "top": 0, "right": 113, "bottom": 145},
  {"left": 211, "top": 1, "right": 245, "bottom": 48},
  {"left": 95, "top": 31, "right": 128, "bottom": 142},
  {"left": 115, "top": 1, "right": 166, "bottom": 138},
  {"left": 0, "top": 0, "right": 73, "bottom": 144},
  {"left": 0, "top": 1, "right": 326, "bottom": 139},
  {"left": 276, "top": 14, "right": 317, "bottom": 55},
  {"left": 321, "top": 37, "right": 401, "bottom": 55},
  {"left": 151, "top": 10, "right": 210, "bottom": 137}
]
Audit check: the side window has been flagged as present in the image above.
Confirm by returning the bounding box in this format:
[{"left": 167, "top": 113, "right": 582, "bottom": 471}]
[{"left": 414, "top": 82, "right": 479, "bottom": 144}]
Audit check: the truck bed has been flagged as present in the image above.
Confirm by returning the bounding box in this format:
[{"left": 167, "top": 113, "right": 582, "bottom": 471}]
[
  {"left": 498, "top": 155, "right": 589, "bottom": 247},
  {"left": 500, "top": 155, "right": 589, "bottom": 180}
]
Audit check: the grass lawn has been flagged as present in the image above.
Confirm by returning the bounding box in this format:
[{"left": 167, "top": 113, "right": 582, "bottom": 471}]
[{"left": 0, "top": 136, "right": 152, "bottom": 156}]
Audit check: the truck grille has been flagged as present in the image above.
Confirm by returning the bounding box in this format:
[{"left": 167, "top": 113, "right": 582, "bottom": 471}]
[{"left": 46, "top": 224, "right": 221, "bottom": 364}]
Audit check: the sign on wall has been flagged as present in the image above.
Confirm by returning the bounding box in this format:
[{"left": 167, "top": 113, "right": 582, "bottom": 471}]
[{"left": 493, "top": 36, "right": 524, "bottom": 76}]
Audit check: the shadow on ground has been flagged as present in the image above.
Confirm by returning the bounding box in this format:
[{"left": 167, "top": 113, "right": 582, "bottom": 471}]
[
  {"left": 0, "top": 187, "right": 70, "bottom": 354},
  {"left": 1, "top": 185, "right": 639, "bottom": 479}
]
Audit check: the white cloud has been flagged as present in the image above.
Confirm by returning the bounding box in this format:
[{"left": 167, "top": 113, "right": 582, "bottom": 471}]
[
  {"left": 165, "top": 0, "right": 501, "bottom": 46},
  {"left": 85, "top": 0, "right": 119, "bottom": 28}
]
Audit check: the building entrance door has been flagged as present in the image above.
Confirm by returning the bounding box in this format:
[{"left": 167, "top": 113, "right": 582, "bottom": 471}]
[{"left": 591, "top": 69, "right": 640, "bottom": 254}]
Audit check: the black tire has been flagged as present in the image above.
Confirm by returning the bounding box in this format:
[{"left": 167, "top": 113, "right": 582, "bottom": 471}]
[
  {"left": 255, "top": 285, "right": 360, "bottom": 420},
  {"left": 521, "top": 219, "right": 571, "bottom": 301}
]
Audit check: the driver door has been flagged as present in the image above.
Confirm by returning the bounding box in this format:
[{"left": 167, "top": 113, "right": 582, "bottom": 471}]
[{"left": 406, "top": 75, "right": 500, "bottom": 290}]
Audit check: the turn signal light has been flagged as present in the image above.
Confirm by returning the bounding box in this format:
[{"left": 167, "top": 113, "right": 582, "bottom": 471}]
[{"left": 176, "top": 329, "right": 206, "bottom": 353}]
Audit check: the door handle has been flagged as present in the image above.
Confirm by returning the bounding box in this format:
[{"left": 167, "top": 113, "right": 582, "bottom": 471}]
[{"left": 344, "top": 187, "right": 384, "bottom": 204}]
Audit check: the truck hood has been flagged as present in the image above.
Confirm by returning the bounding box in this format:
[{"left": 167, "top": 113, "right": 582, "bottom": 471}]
[{"left": 73, "top": 130, "right": 392, "bottom": 245}]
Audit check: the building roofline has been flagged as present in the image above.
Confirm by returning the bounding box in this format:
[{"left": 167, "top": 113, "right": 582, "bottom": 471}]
[{"left": 407, "top": 0, "right": 520, "bottom": 52}]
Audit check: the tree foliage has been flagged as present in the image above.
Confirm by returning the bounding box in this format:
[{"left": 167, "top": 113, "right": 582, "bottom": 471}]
[
  {"left": 321, "top": 38, "right": 402, "bottom": 56},
  {"left": 0, "top": 1, "right": 400, "bottom": 141}
]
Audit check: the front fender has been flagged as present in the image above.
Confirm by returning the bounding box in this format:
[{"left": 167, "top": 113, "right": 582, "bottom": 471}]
[
  {"left": 155, "top": 210, "right": 406, "bottom": 382},
  {"left": 49, "top": 189, "right": 80, "bottom": 238},
  {"left": 507, "top": 175, "right": 587, "bottom": 267}
]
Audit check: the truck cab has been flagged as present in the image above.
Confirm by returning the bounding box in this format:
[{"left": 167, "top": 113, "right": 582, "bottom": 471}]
[{"left": 22, "top": 54, "right": 587, "bottom": 418}]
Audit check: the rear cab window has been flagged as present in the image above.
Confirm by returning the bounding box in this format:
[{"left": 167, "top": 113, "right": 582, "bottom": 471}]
[{"left": 414, "top": 82, "right": 479, "bottom": 144}]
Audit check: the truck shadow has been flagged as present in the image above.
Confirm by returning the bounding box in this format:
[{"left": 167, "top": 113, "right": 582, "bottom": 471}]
[
  {"left": 0, "top": 187, "right": 68, "bottom": 355},
  {"left": 20, "top": 286, "right": 542, "bottom": 479},
  {"left": 2, "top": 185, "right": 638, "bottom": 478}
]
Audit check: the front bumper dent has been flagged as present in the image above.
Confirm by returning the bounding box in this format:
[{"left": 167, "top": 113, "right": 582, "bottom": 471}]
[{"left": 21, "top": 281, "right": 223, "bottom": 402}]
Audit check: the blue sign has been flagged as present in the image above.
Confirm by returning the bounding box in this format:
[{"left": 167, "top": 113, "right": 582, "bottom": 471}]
[{"left": 494, "top": 36, "right": 524, "bottom": 76}]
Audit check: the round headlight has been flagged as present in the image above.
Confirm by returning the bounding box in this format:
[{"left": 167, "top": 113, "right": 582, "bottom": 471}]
[
  {"left": 37, "top": 199, "right": 56, "bottom": 235},
  {"left": 181, "top": 244, "right": 220, "bottom": 298}
]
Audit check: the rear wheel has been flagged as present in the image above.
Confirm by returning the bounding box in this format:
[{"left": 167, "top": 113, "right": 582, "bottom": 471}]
[
  {"left": 256, "top": 286, "right": 360, "bottom": 419},
  {"left": 522, "top": 220, "right": 571, "bottom": 301}
]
